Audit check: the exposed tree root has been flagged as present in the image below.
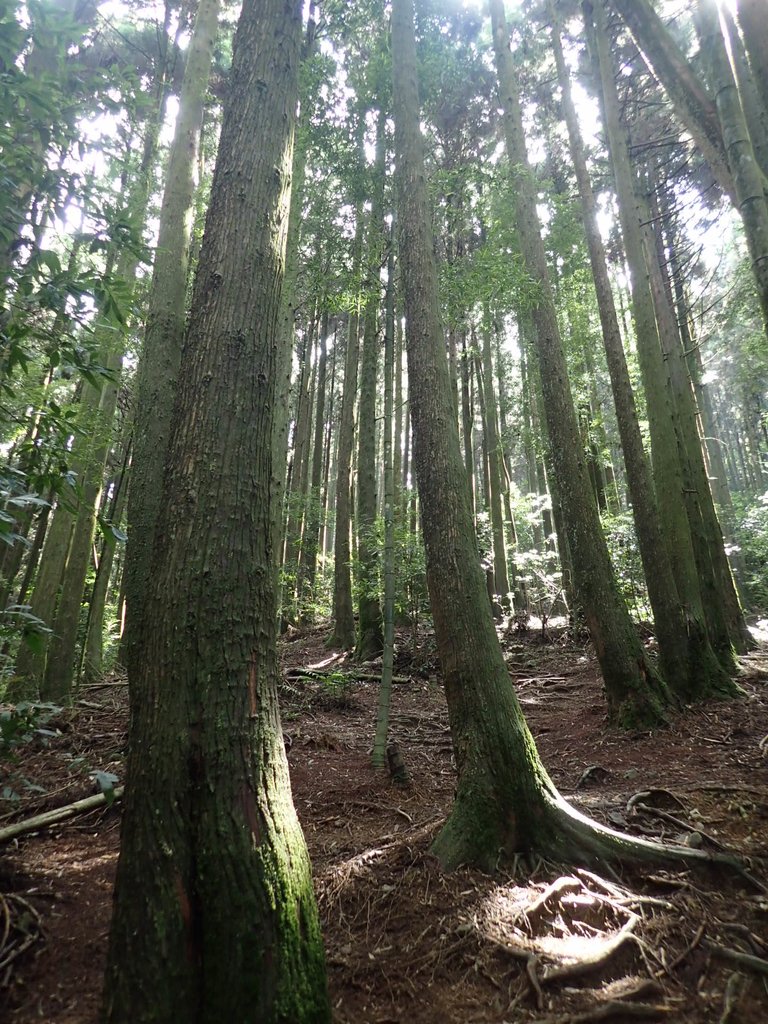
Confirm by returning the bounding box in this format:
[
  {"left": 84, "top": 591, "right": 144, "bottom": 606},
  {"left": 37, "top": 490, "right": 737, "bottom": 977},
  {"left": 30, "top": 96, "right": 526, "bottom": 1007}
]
[
  {"left": 431, "top": 785, "right": 763, "bottom": 892},
  {"left": 536, "top": 999, "right": 669, "bottom": 1022},
  {"left": 541, "top": 793, "right": 763, "bottom": 887},
  {"left": 707, "top": 942, "right": 768, "bottom": 976},
  {"left": 541, "top": 915, "right": 638, "bottom": 983}
]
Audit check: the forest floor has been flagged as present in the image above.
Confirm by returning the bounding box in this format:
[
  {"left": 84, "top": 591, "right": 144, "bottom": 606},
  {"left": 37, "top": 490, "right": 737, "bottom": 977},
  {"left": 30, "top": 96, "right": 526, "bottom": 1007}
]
[{"left": 1, "top": 622, "right": 768, "bottom": 1023}]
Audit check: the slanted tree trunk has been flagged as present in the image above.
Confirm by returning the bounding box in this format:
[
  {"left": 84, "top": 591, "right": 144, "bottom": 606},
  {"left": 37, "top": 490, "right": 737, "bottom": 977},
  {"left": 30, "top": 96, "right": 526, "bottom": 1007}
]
[
  {"left": 736, "top": 0, "right": 768, "bottom": 127},
  {"left": 722, "top": 6, "right": 768, "bottom": 181},
  {"left": 103, "top": 0, "right": 330, "bottom": 1019},
  {"left": 695, "top": 0, "right": 768, "bottom": 337},
  {"left": 608, "top": 0, "right": 736, "bottom": 202},
  {"left": 590, "top": 0, "right": 741, "bottom": 693},
  {"left": 491, "top": 0, "right": 671, "bottom": 725},
  {"left": 551, "top": 0, "right": 709, "bottom": 698}
]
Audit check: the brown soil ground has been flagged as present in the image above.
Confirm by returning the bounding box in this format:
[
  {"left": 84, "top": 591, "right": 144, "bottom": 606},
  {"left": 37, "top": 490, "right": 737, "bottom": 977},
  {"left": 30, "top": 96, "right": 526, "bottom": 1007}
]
[{"left": 2, "top": 624, "right": 768, "bottom": 1024}]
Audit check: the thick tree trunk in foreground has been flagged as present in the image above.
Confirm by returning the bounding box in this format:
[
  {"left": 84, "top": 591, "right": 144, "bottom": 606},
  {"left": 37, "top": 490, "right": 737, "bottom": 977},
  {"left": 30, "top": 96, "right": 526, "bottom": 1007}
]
[
  {"left": 490, "top": 0, "right": 670, "bottom": 726},
  {"left": 103, "top": 1, "right": 330, "bottom": 1020}
]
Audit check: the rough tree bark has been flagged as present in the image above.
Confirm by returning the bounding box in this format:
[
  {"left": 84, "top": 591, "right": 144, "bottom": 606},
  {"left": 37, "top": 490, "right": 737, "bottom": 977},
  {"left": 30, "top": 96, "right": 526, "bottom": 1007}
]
[
  {"left": 123, "top": 0, "right": 221, "bottom": 676},
  {"left": 328, "top": 204, "right": 363, "bottom": 649},
  {"left": 103, "top": 1, "right": 330, "bottom": 1020},
  {"left": 354, "top": 110, "right": 386, "bottom": 661}
]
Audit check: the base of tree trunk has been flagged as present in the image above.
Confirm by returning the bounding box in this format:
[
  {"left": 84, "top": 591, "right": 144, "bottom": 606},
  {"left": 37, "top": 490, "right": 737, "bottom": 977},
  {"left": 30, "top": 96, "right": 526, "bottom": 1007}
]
[
  {"left": 354, "top": 626, "right": 384, "bottom": 662},
  {"left": 325, "top": 626, "right": 355, "bottom": 651},
  {"left": 431, "top": 784, "right": 749, "bottom": 880}
]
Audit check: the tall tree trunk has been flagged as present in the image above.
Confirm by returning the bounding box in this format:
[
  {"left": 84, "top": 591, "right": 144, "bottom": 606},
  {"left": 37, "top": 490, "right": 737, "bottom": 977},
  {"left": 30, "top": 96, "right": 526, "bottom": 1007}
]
[
  {"left": 272, "top": 9, "right": 319, "bottom": 592},
  {"left": 373, "top": 236, "right": 396, "bottom": 767},
  {"left": 608, "top": 0, "right": 736, "bottom": 202},
  {"left": 695, "top": 0, "right": 768, "bottom": 338},
  {"left": 639, "top": 168, "right": 751, "bottom": 655},
  {"left": 297, "top": 310, "right": 329, "bottom": 621},
  {"left": 551, "top": 0, "right": 710, "bottom": 698},
  {"left": 82, "top": 431, "right": 132, "bottom": 683},
  {"left": 354, "top": 111, "right": 386, "bottom": 661},
  {"left": 481, "top": 311, "right": 510, "bottom": 606},
  {"left": 124, "top": 0, "right": 221, "bottom": 678},
  {"left": 736, "top": 0, "right": 768, "bottom": 127},
  {"left": 328, "top": 204, "right": 364, "bottom": 649},
  {"left": 460, "top": 331, "right": 475, "bottom": 515},
  {"left": 103, "top": 0, "right": 329, "bottom": 1018},
  {"left": 590, "top": 0, "right": 741, "bottom": 691},
  {"left": 722, "top": 6, "right": 768, "bottom": 181},
  {"left": 283, "top": 310, "right": 318, "bottom": 613},
  {"left": 491, "top": 0, "right": 670, "bottom": 725}
]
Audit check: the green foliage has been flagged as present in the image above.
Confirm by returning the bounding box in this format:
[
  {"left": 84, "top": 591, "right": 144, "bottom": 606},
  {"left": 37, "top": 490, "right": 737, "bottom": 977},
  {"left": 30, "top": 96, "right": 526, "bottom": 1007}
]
[
  {"left": 0, "top": 603, "right": 51, "bottom": 688},
  {"left": 90, "top": 768, "right": 120, "bottom": 804},
  {"left": 601, "top": 510, "right": 650, "bottom": 621},
  {"left": 0, "top": 700, "right": 60, "bottom": 760},
  {"left": 733, "top": 491, "right": 768, "bottom": 610}
]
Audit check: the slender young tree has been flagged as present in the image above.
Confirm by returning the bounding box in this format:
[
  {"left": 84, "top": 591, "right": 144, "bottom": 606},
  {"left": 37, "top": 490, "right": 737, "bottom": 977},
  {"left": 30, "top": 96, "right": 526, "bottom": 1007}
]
[
  {"left": 103, "top": 0, "right": 330, "bottom": 1019},
  {"left": 373, "top": 233, "right": 396, "bottom": 767}
]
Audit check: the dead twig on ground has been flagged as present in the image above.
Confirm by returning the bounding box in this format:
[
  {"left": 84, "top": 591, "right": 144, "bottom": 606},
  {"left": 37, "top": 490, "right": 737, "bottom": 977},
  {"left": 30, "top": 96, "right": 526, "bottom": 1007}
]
[{"left": 0, "top": 787, "right": 124, "bottom": 844}]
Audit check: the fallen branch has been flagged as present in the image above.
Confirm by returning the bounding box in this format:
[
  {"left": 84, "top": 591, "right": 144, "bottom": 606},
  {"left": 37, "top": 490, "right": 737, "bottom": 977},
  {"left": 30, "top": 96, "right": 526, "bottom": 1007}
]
[
  {"left": 664, "top": 923, "right": 705, "bottom": 974},
  {"left": 0, "top": 787, "right": 124, "bottom": 845}
]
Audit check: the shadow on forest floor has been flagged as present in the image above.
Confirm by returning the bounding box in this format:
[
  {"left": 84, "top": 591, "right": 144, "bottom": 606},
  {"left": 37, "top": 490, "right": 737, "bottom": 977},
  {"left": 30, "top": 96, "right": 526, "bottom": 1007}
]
[{"left": 2, "top": 623, "right": 768, "bottom": 1023}]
